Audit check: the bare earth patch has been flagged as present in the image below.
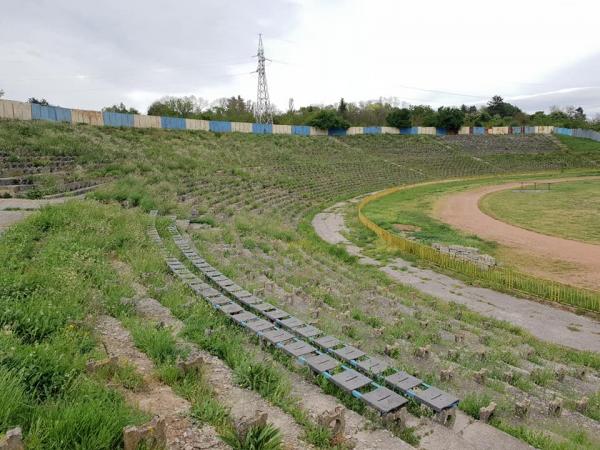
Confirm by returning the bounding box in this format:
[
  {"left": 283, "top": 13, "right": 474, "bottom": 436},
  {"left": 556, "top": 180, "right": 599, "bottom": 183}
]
[
  {"left": 393, "top": 224, "right": 422, "bottom": 233},
  {"left": 432, "top": 178, "right": 600, "bottom": 291},
  {"left": 95, "top": 315, "right": 227, "bottom": 450}
]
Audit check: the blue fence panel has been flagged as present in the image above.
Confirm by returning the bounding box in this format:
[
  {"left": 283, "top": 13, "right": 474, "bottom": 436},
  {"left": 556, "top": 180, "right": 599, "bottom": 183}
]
[
  {"left": 436, "top": 128, "right": 447, "bottom": 136},
  {"left": 524, "top": 126, "right": 535, "bottom": 135},
  {"left": 209, "top": 120, "right": 232, "bottom": 133},
  {"left": 161, "top": 116, "right": 186, "bottom": 129},
  {"left": 554, "top": 127, "right": 573, "bottom": 136},
  {"left": 473, "top": 127, "right": 486, "bottom": 135},
  {"left": 363, "top": 126, "right": 381, "bottom": 135},
  {"left": 292, "top": 125, "right": 310, "bottom": 136},
  {"left": 511, "top": 127, "right": 522, "bottom": 135},
  {"left": 102, "top": 111, "right": 134, "bottom": 128},
  {"left": 400, "top": 127, "right": 417, "bottom": 135},
  {"left": 572, "top": 128, "right": 600, "bottom": 141},
  {"left": 31, "top": 104, "right": 72, "bottom": 123},
  {"left": 328, "top": 128, "right": 347, "bottom": 136},
  {"left": 252, "top": 123, "right": 273, "bottom": 134}
]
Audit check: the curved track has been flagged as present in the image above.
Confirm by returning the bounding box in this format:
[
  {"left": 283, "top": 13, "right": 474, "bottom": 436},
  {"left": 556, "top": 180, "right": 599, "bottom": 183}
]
[{"left": 432, "top": 178, "right": 600, "bottom": 290}]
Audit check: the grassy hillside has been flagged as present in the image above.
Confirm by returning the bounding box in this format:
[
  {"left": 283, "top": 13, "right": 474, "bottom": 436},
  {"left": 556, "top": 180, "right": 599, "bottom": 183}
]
[{"left": 2, "top": 120, "right": 600, "bottom": 449}]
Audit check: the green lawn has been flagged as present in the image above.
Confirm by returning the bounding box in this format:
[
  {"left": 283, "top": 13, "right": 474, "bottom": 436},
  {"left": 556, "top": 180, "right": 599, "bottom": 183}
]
[
  {"left": 361, "top": 179, "right": 499, "bottom": 255},
  {"left": 480, "top": 179, "right": 600, "bottom": 244}
]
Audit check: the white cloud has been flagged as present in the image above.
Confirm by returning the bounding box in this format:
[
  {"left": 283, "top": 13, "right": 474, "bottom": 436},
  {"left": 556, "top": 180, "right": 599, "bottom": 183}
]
[{"left": 0, "top": 0, "right": 598, "bottom": 114}]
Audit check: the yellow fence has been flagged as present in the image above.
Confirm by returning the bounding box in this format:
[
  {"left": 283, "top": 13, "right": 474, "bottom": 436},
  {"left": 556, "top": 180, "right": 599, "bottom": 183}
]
[{"left": 358, "top": 187, "right": 600, "bottom": 313}]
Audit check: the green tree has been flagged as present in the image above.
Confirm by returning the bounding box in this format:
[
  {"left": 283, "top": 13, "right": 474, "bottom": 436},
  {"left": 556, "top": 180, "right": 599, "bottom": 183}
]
[
  {"left": 0, "top": 89, "right": 4, "bottom": 98},
  {"left": 338, "top": 98, "right": 348, "bottom": 116},
  {"left": 102, "top": 103, "right": 139, "bottom": 114},
  {"left": 147, "top": 96, "right": 204, "bottom": 118},
  {"left": 485, "top": 95, "right": 521, "bottom": 117},
  {"left": 28, "top": 97, "right": 50, "bottom": 106},
  {"left": 307, "top": 110, "right": 350, "bottom": 129},
  {"left": 386, "top": 108, "right": 411, "bottom": 128},
  {"left": 409, "top": 105, "right": 437, "bottom": 126},
  {"left": 436, "top": 107, "right": 465, "bottom": 131}
]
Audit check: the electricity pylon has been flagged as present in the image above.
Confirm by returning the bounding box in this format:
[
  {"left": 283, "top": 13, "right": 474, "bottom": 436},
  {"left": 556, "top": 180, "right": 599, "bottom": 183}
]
[{"left": 253, "top": 34, "right": 272, "bottom": 124}]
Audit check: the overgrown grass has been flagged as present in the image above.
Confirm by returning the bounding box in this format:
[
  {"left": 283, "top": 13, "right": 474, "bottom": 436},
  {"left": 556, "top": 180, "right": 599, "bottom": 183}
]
[{"left": 0, "top": 201, "right": 151, "bottom": 447}]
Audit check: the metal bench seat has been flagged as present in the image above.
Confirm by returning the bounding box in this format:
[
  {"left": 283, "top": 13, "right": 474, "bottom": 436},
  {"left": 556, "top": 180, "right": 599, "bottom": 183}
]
[
  {"left": 356, "top": 357, "right": 390, "bottom": 375},
  {"left": 245, "top": 319, "right": 276, "bottom": 333},
  {"left": 220, "top": 303, "right": 244, "bottom": 315},
  {"left": 264, "top": 308, "right": 289, "bottom": 320},
  {"left": 362, "top": 387, "right": 408, "bottom": 413},
  {"left": 304, "top": 353, "right": 339, "bottom": 373},
  {"left": 412, "top": 387, "right": 459, "bottom": 412},
  {"left": 330, "top": 369, "right": 372, "bottom": 392},
  {"left": 254, "top": 302, "right": 276, "bottom": 312},
  {"left": 223, "top": 284, "right": 243, "bottom": 293},
  {"left": 314, "top": 335, "right": 341, "bottom": 349},
  {"left": 384, "top": 371, "right": 422, "bottom": 393},
  {"left": 238, "top": 295, "right": 262, "bottom": 306},
  {"left": 207, "top": 295, "right": 231, "bottom": 306},
  {"left": 231, "top": 311, "right": 257, "bottom": 324},
  {"left": 333, "top": 345, "right": 365, "bottom": 362},
  {"left": 279, "top": 317, "right": 304, "bottom": 329},
  {"left": 261, "top": 328, "right": 294, "bottom": 344},
  {"left": 282, "top": 340, "right": 316, "bottom": 357},
  {"left": 294, "top": 325, "right": 321, "bottom": 338}
]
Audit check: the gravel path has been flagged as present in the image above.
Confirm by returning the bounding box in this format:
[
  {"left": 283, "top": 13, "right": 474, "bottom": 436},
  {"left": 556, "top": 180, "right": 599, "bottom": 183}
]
[{"left": 313, "top": 202, "right": 600, "bottom": 353}]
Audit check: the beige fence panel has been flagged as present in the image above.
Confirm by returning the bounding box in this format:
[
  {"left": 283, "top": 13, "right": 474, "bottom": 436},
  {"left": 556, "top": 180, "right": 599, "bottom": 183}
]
[
  {"left": 418, "top": 127, "right": 436, "bottom": 135},
  {"left": 490, "top": 126, "right": 509, "bottom": 135},
  {"left": 459, "top": 127, "right": 470, "bottom": 135},
  {"left": 231, "top": 122, "right": 252, "bottom": 133},
  {"left": 272, "top": 124, "right": 292, "bottom": 135},
  {"left": 535, "top": 126, "right": 554, "bottom": 134},
  {"left": 346, "top": 126, "right": 363, "bottom": 135},
  {"left": 71, "top": 109, "right": 103, "bottom": 126},
  {"left": 133, "top": 115, "right": 161, "bottom": 128},
  {"left": 309, "top": 127, "right": 327, "bottom": 136},
  {"left": 381, "top": 126, "right": 399, "bottom": 134},
  {"left": 0, "top": 100, "right": 32, "bottom": 120},
  {"left": 185, "top": 118, "right": 209, "bottom": 131}
]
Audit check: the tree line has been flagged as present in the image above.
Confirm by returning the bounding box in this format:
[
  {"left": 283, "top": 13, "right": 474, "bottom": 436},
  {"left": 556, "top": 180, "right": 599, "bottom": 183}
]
[{"left": 13, "top": 93, "right": 600, "bottom": 132}]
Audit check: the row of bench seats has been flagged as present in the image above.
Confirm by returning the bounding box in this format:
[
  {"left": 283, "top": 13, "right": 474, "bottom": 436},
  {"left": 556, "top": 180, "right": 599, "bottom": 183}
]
[{"left": 148, "top": 212, "right": 458, "bottom": 423}]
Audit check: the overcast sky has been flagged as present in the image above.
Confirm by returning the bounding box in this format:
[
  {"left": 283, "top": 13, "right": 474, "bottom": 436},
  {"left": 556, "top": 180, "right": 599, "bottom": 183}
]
[{"left": 1, "top": 0, "right": 599, "bottom": 115}]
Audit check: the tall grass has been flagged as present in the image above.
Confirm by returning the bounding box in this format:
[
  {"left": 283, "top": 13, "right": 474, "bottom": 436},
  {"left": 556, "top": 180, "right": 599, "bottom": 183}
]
[{"left": 0, "top": 201, "right": 150, "bottom": 446}]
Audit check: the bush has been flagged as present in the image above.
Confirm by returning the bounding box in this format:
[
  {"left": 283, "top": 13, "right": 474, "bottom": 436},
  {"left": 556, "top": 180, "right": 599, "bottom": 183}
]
[
  {"left": 307, "top": 110, "right": 350, "bottom": 130},
  {"left": 386, "top": 108, "right": 411, "bottom": 129}
]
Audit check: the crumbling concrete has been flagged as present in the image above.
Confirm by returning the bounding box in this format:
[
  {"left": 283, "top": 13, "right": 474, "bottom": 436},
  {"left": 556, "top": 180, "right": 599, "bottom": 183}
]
[
  {"left": 123, "top": 416, "right": 167, "bottom": 450},
  {"left": 177, "top": 353, "right": 204, "bottom": 375},
  {"left": 0, "top": 428, "right": 23, "bottom": 450},
  {"left": 474, "top": 368, "right": 487, "bottom": 384},
  {"left": 479, "top": 402, "right": 496, "bottom": 423},
  {"left": 515, "top": 399, "right": 530, "bottom": 418},
  {"left": 432, "top": 243, "right": 496, "bottom": 269},
  {"left": 548, "top": 398, "right": 563, "bottom": 417},
  {"left": 234, "top": 411, "right": 268, "bottom": 443},
  {"left": 317, "top": 406, "right": 346, "bottom": 440}
]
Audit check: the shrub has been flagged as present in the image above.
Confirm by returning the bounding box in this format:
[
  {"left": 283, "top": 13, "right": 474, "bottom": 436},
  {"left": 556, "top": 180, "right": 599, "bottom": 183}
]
[{"left": 307, "top": 110, "right": 350, "bottom": 130}]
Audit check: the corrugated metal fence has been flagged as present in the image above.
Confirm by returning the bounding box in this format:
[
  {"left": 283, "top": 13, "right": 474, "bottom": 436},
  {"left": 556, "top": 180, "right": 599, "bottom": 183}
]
[{"left": 1, "top": 99, "right": 599, "bottom": 141}]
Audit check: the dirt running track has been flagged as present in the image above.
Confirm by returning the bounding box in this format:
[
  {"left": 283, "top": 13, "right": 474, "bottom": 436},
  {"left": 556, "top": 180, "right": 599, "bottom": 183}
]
[{"left": 433, "top": 178, "right": 600, "bottom": 290}]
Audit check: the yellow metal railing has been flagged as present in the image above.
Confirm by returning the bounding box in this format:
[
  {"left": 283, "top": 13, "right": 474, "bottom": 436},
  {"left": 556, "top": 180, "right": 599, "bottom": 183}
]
[{"left": 358, "top": 186, "right": 600, "bottom": 313}]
